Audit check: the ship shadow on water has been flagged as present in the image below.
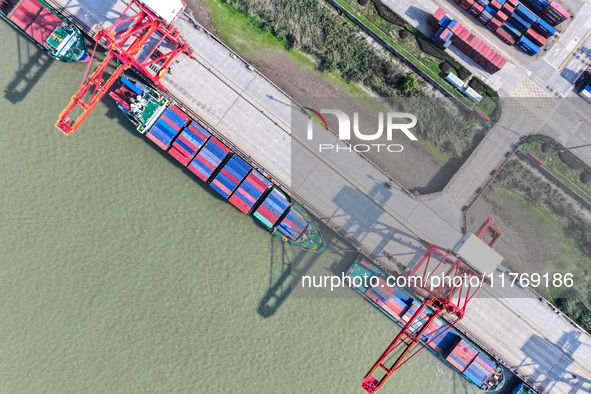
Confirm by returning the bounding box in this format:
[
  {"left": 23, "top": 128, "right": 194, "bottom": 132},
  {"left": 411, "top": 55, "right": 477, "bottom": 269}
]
[
  {"left": 257, "top": 218, "right": 358, "bottom": 318},
  {"left": 103, "top": 93, "right": 235, "bottom": 207},
  {"left": 4, "top": 34, "right": 52, "bottom": 104}
]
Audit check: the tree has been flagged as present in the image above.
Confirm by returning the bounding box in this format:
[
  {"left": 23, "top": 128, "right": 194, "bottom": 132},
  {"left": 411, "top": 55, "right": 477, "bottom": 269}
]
[{"left": 400, "top": 73, "right": 417, "bottom": 95}]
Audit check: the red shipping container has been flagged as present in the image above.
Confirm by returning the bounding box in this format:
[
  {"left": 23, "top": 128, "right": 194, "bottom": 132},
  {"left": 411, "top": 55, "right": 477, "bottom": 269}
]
[
  {"left": 547, "top": 2, "right": 570, "bottom": 20},
  {"left": 495, "top": 11, "right": 508, "bottom": 22},
  {"left": 495, "top": 28, "right": 516, "bottom": 45},
  {"left": 525, "top": 27, "right": 547, "bottom": 46},
  {"left": 487, "top": 18, "right": 502, "bottom": 31},
  {"left": 489, "top": 0, "right": 501, "bottom": 11},
  {"left": 469, "top": 3, "right": 484, "bottom": 16},
  {"left": 506, "top": 0, "right": 519, "bottom": 6},
  {"left": 501, "top": 3, "right": 515, "bottom": 14}
]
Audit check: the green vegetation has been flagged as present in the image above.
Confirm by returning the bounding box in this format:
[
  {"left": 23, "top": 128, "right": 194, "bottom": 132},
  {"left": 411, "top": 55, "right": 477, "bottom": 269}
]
[
  {"left": 485, "top": 159, "right": 591, "bottom": 303},
  {"left": 556, "top": 294, "right": 591, "bottom": 333},
  {"left": 218, "top": 0, "right": 481, "bottom": 158},
  {"left": 334, "top": 0, "right": 501, "bottom": 121},
  {"left": 203, "top": 0, "right": 370, "bottom": 98},
  {"left": 522, "top": 135, "right": 591, "bottom": 205}
]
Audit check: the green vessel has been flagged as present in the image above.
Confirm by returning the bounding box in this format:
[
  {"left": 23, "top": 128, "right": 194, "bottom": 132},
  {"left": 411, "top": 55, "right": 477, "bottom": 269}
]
[
  {"left": 272, "top": 203, "right": 324, "bottom": 252},
  {"left": 1, "top": 0, "right": 89, "bottom": 62}
]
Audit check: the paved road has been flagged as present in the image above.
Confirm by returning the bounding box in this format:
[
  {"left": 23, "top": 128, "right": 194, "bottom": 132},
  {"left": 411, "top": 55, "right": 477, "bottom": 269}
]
[{"left": 46, "top": 0, "right": 591, "bottom": 392}]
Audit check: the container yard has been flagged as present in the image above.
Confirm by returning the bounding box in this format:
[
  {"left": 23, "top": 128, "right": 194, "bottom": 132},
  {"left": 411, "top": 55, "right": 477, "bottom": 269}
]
[
  {"left": 0, "top": 0, "right": 88, "bottom": 62},
  {"left": 449, "top": 0, "right": 570, "bottom": 56},
  {"left": 346, "top": 257, "right": 505, "bottom": 391},
  {"left": 430, "top": 8, "right": 508, "bottom": 73},
  {"left": 109, "top": 77, "right": 325, "bottom": 253}
]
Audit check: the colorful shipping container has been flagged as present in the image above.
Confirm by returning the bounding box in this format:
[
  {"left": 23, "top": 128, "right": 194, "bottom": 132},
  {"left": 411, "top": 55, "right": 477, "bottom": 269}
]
[
  {"left": 210, "top": 154, "right": 252, "bottom": 199},
  {"left": 146, "top": 105, "right": 190, "bottom": 150},
  {"left": 253, "top": 187, "right": 290, "bottom": 228},
  {"left": 188, "top": 137, "right": 230, "bottom": 181},
  {"left": 168, "top": 121, "right": 211, "bottom": 165},
  {"left": 228, "top": 170, "right": 272, "bottom": 214}
]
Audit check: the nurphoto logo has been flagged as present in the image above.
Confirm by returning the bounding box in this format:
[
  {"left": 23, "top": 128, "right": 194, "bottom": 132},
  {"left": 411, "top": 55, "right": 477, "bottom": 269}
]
[{"left": 305, "top": 107, "right": 418, "bottom": 153}]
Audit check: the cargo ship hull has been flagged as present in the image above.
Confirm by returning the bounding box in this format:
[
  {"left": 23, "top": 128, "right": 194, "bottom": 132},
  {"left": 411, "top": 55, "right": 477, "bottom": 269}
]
[
  {"left": 346, "top": 256, "right": 504, "bottom": 391},
  {"left": 110, "top": 77, "right": 324, "bottom": 253},
  {"left": 1, "top": 0, "right": 89, "bottom": 62}
]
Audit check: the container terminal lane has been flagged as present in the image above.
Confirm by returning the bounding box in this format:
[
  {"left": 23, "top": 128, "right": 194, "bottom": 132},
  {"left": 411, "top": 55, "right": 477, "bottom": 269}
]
[{"left": 44, "top": 0, "right": 591, "bottom": 392}]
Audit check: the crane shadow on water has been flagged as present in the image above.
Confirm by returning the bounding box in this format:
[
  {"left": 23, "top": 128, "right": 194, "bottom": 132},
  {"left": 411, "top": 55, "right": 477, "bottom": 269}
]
[{"left": 4, "top": 34, "right": 52, "bottom": 104}]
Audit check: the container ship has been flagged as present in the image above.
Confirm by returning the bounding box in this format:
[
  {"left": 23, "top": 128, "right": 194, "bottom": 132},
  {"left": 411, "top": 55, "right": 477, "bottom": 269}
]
[
  {"left": 346, "top": 256, "right": 505, "bottom": 391},
  {"left": 0, "top": 0, "right": 89, "bottom": 62},
  {"left": 110, "top": 77, "right": 325, "bottom": 252}
]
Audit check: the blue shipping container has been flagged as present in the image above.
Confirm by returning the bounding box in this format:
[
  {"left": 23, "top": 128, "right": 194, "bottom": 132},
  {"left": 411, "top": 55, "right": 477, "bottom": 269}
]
[
  {"left": 463, "top": 368, "right": 486, "bottom": 385},
  {"left": 146, "top": 117, "right": 181, "bottom": 150},
  {"left": 275, "top": 207, "right": 309, "bottom": 241},
  {"left": 509, "top": 14, "right": 532, "bottom": 32},
  {"left": 210, "top": 154, "right": 252, "bottom": 199},
  {"left": 517, "top": 35, "right": 540, "bottom": 55},
  {"left": 502, "top": 22, "right": 522, "bottom": 38},
  {"left": 534, "top": 17, "right": 557, "bottom": 37},
  {"left": 516, "top": 4, "right": 538, "bottom": 23}
]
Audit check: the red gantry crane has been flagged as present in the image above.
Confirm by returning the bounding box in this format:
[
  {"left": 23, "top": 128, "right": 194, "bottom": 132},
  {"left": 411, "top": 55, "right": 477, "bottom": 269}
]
[
  {"left": 55, "top": 0, "right": 192, "bottom": 134},
  {"left": 361, "top": 241, "right": 486, "bottom": 394}
]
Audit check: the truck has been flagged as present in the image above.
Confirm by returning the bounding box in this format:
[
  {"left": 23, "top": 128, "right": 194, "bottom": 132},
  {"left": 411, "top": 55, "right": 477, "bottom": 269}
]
[{"left": 580, "top": 85, "right": 591, "bottom": 104}]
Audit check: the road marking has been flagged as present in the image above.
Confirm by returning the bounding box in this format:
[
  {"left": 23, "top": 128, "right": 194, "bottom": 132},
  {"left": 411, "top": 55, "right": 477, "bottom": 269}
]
[{"left": 559, "top": 27, "right": 591, "bottom": 71}]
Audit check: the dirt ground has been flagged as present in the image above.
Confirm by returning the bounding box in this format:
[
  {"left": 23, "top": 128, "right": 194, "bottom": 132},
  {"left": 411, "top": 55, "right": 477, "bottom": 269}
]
[
  {"left": 184, "top": 0, "right": 468, "bottom": 193},
  {"left": 466, "top": 158, "right": 590, "bottom": 298}
]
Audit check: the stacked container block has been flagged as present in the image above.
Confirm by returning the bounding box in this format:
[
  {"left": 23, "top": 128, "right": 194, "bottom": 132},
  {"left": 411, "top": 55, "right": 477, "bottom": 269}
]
[
  {"left": 188, "top": 137, "right": 230, "bottom": 181},
  {"left": 168, "top": 121, "right": 211, "bottom": 166},
  {"left": 210, "top": 155, "right": 252, "bottom": 199},
  {"left": 253, "top": 187, "right": 290, "bottom": 228},
  {"left": 543, "top": 2, "right": 570, "bottom": 26},
  {"left": 146, "top": 105, "right": 190, "bottom": 150},
  {"left": 430, "top": 8, "right": 507, "bottom": 73},
  {"left": 228, "top": 170, "right": 271, "bottom": 214},
  {"left": 447, "top": 0, "right": 566, "bottom": 55},
  {"left": 274, "top": 207, "right": 309, "bottom": 241}
]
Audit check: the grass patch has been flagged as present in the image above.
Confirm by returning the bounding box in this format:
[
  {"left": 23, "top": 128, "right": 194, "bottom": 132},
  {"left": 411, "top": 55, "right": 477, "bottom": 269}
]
[
  {"left": 213, "top": 0, "right": 481, "bottom": 158},
  {"left": 203, "top": 0, "right": 370, "bottom": 98},
  {"left": 484, "top": 184, "right": 588, "bottom": 300},
  {"left": 521, "top": 137, "right": 591, "bottom": 206},
  {"left": 483, "top": 159, "right": 591, "bottom": 302}
]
